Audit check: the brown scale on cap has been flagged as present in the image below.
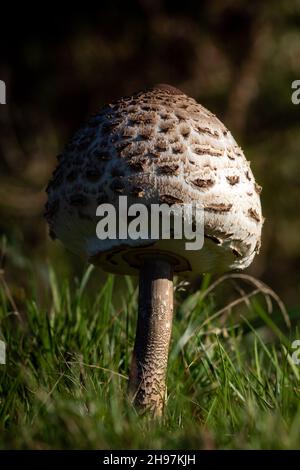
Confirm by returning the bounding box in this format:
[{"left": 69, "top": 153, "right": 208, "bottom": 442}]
[
  {"left": 192, "top": 178, "right": 215, "bottom": 189},
  {"left": 226, "top": 175, "right": 240, "bottom": 185},
  {"left": 248, "top": 208, "right": 261, "bottom": 223},
  {"left": 157, "top": 163, "right": 180, "bottom": 176},
  {"left": 152, "top": 84, "right": 184, "bottom": 95},
  {"left": 255, "top": 183, "right": 263, "bottom": 194},
  {"left": 206, "top": 203, "right": 233, "bottom": 213}
]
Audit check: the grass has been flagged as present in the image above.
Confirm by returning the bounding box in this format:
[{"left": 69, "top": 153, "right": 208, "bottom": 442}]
[{"left": 0, "top": 262, "right": 300, "bottom": 449}]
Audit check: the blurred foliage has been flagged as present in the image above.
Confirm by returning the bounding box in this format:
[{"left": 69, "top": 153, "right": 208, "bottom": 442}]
[{"left": 0, "top": 0, "right": 300, "bottom": 307}]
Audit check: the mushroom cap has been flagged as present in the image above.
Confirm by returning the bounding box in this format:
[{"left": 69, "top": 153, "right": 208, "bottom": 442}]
[{"left": 45, "top": 84, "right": 263, "bottom": 276}]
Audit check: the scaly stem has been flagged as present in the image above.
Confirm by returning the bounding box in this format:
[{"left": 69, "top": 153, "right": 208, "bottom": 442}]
[{"left": 128, "top": 256, "right": 174, "bottom": 417}]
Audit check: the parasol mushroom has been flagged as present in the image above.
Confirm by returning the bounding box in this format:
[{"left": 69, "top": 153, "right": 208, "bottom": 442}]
[{"left": 45, "top": 84, "right": 263, "bottom": 416}]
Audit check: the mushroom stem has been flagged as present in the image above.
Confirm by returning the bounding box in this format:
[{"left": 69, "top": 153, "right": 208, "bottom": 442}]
[{"left": 128, "top": 256, "right": 174, "bottom": 417}]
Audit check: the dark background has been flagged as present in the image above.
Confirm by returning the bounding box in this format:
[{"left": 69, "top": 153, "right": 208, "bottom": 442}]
[{"left": 0, "top": 0, "right": 299, "bottom": 310}]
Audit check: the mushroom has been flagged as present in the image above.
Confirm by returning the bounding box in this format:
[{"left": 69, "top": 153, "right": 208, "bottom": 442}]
[{"left": 45, "top": 84, "right": 263, "bottom": 416}]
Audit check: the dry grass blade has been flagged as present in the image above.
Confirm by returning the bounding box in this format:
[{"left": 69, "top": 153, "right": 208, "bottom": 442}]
[
  {"left": 199, "top": 273, "right": 290, "bottom": 328},
  {"left": 66, "top": 361, "right": 128, "bottom": 380}
]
